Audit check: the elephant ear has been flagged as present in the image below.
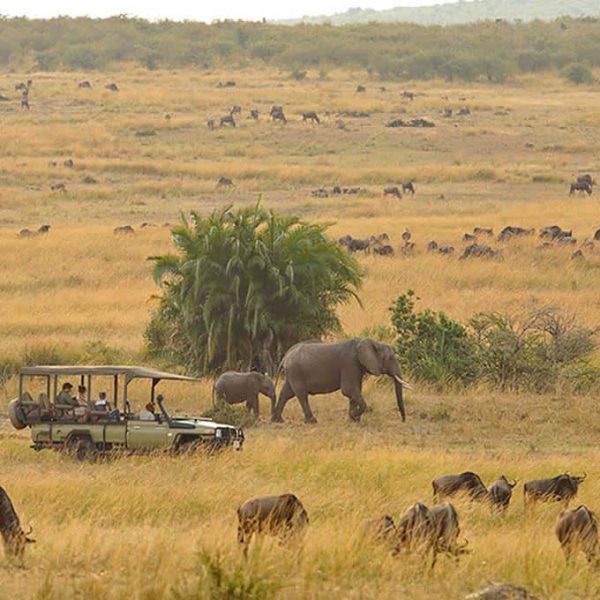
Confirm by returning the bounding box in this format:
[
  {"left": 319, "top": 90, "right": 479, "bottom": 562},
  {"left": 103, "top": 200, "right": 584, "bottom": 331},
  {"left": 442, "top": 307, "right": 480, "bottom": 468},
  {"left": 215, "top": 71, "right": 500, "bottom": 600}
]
[{"left": 357, "top": 339, "right": 382, "bottom": 375}]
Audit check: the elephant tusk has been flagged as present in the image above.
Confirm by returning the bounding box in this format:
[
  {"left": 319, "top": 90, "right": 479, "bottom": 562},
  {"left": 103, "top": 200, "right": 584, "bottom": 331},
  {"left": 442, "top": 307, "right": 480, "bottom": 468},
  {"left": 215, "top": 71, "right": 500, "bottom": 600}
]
[{"left": 394, "top": 376, "right": 412, "bottom": 390}]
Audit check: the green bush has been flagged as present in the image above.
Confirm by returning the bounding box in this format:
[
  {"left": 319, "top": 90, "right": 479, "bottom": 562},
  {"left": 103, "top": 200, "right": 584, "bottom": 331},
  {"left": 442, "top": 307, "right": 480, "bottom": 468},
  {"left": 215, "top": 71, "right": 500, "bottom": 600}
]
[
  {"left": 562, "top": 62, "right": 594, "bottom": 85},
  {"left": 390, "top": 290, "right": 479, "bottom": 389},
  {"left": 201, "top": 398, "right": 258, "bottom": 428}
]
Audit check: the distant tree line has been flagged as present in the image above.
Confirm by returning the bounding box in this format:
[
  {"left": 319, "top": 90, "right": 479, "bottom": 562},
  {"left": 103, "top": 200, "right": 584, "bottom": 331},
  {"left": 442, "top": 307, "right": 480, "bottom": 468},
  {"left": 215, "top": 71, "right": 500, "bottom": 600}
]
[{"left": 0, "top": 16, "right": 598, "bottom": 82}]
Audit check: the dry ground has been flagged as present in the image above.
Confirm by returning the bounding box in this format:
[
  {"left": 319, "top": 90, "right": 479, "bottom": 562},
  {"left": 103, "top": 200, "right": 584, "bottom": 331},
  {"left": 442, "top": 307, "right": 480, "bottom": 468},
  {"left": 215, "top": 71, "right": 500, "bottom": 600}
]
[{"left": 0, "top": 68, "right": 598, "bottom": 598}]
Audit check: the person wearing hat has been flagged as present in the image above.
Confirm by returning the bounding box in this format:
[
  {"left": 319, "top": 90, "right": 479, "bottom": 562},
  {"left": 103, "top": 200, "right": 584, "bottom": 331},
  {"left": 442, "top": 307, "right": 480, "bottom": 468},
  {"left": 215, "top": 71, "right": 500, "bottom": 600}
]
[{"left": 56, "top": 382, "right": 77, "bottom": 407}]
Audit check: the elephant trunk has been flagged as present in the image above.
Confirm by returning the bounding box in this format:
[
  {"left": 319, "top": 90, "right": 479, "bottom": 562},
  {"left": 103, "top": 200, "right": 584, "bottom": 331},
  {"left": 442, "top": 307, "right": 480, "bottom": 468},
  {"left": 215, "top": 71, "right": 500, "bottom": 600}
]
[{"left": 393, "top": 377, "right": 406, "bottom": 422}]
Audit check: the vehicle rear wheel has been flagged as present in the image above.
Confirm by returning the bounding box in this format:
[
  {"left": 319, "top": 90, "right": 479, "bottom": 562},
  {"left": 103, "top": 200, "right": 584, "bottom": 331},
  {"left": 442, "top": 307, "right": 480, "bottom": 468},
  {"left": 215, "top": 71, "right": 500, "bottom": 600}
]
[{"left": 67, "top": 437, "right": 97, "bottom": 462}]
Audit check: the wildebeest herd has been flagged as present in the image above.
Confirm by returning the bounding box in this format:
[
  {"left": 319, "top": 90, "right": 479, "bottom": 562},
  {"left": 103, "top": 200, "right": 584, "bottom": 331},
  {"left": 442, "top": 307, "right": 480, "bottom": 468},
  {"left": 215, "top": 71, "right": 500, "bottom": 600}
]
[{"left": 338, "top": 221, "right": 600, "bottom": 261}]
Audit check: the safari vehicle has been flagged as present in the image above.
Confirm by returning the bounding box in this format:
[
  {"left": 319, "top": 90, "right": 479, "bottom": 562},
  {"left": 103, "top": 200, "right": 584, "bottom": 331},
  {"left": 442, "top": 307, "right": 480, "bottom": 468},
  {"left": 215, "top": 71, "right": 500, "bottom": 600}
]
[{"left": 8, "top": 365, "right": 244, "bottom": 460}]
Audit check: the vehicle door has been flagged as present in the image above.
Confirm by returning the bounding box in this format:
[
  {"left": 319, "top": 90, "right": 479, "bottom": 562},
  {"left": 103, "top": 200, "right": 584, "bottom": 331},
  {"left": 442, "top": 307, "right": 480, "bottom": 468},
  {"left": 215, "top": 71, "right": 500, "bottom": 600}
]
[{"left": 126, "top": 418, "right": 170, "bottom": 450}]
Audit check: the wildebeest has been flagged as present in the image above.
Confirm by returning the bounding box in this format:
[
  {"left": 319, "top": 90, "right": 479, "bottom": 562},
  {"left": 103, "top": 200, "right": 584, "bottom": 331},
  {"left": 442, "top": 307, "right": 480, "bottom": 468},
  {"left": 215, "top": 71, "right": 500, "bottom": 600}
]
[
  {"left": 249, "top": 109, "right": 259, "bottom": 120},
  {"left": 427, "top": 240, "right": 439, "bottom": 252},
  {"left": 463, "top": 233, "right": 477, "bottom": 242},
  {"left": 383, "top": 186, "right": 401, "bottom": 199},
  {"left": 311, "top": 188, "right": 329, "bottom": 198},
  {"left": 438, "top": 244, "right": 455, "bottom": 255},
  {"left": 402, "top": 90, "right": 415, "bottom": 101},
  {"left": 402, "top": 228, "right": 411, "bottom": 243},
  {"left": 50, "top": 183, "right": 66, "bottom": 192},
  {"left": 374, "top": 244, "right": 394, "bottom": 256},
  {"left": 347, "top": 238, "right": 371, "bottom": 253},
  {"left": 497, "top": 226, "right": 535, "bottom": 242},
  {"left": 114, "top": 225, "right": 134, "bottom": 235},
  {"left": 555, "top": 505, "right": 599, "bottom": 566},
  {"left": 356, "top": 85, "right": 366, "bottom": 93},
  {"left": 473, "top": 227, "right": 493, "bottom": 236},
  {"left": 457, "top": 107, "right": 471, "bottom": 116},
  {"left": 465, "top": 583, "right": 541, "bottom": 600},
  {"left": 207, "top": 118, "right": 215, "bottom": 130},
  {"left": 220, "top": 114, "right": 236, "bottom": 127},
  {"left": 429, "top": 502, "right": 470, "bottom": 564},
  {"left": 217, "top": 176, "right": 234, "bottom": 187},
  {"left": 443, "top": 108, "right": 453, "bottom": 118},
  {"left": 487, "top": 476, "right": 518, "bottom": 513},
  {"left": 302, "top": 111, "right": 320, "bottom": 124},
  {"left": 63, "top": 158, "right": 74, "bottom": 168},
  {"left": 78, "top": 80, "right": 92, "bottom": 89},
  {"left": 593, "top": 228, "right": 600, "bottom": 241},
  {"left": 237, "top": 494, "right": 308, "bottom": 557},
  {"left": 270, "top": 108, "right": 287, "bottom": 124},
  {"left": 396, "top": 502, "right": 436, "bottom": 559},
  {"left": 15, "top": 82, "right": 27, "bottom": 91},
  {"left": 576, "top": 174, "right": 593, "bottom": 187},
  {"left": 523, "top": 473, "right": 586, "bottom": 508},
  {"left": 432, "top": 472, "right": 488, "bottom": 502},
  {"left": 104, "top": 83, "right": 119, "bottom": 92},
  {"left": 216, "top": 80, "right": 236, "bottom": 88},
  {"left": 402, "top": 182, "right": 416, "bottom": 195},
  {"left": 230, "top": 105, "right": 241, "bottom": 115},
  {"left": 539, "top": 225, "right": 568, "bottom": 241},
  {"left": 460, "top": 243, "right": 501, "bottom": 260},
  {"left": 570, "top": 181, "right": 593, "bottom": 196},
  {"left": 21, "top": 95, "right": 29, "bottom": 110},
  {"left": 0, "top": 486, "right": 35, "bottom": 560}
]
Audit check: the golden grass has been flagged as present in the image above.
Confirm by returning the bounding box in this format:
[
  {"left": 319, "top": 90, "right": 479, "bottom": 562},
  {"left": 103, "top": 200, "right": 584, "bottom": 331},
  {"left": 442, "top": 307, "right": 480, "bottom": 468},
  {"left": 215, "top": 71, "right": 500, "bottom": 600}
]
[{"left": 0, "top": 67, "right": 599, "bottom": 598}]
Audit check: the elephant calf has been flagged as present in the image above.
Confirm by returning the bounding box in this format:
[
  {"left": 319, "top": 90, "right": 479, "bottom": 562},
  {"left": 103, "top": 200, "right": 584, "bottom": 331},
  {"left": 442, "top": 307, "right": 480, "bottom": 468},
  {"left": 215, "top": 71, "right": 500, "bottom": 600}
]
[
  {"left": 213, "top": 371, "right": 276, "bottom": 417},
  {"left": 237, "top": 494, "right": 309, "bottom": 557}
]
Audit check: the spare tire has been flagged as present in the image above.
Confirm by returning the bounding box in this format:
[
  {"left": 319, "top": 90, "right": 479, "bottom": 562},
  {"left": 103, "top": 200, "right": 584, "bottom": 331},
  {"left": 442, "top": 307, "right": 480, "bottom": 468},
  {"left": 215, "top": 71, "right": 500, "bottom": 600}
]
[{"left": 8, "top": 398, "right": 27, "bottom": 430}]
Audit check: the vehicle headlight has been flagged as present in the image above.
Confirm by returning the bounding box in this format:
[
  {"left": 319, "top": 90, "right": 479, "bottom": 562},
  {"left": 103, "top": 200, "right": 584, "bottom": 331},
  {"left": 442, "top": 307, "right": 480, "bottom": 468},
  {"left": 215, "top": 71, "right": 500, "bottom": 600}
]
[{"left": 215, "top": 429, "right": 222, "bottom": 439}]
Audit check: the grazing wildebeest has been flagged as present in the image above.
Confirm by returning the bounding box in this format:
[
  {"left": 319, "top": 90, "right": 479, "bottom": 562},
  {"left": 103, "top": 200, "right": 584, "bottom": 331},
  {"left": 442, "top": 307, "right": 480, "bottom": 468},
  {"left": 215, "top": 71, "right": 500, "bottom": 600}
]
[
  {"left": 432, "top": 472, "right": 488, "bottom": 502},
  {"left": 38, "top": 224, "right": 50, "bottom": 235},
  {"left": 374, "top": 244, "right": 394, "bottom": 256},
  {"left": 577, "top": 174, "right": 593, "bottom": 187},
  {"left": 356, "top": 85, "right": 366, "bottom": 93},
  {"left": 402, "top": 90, "right": 415, "bottom": 101},
  {"left": 383, "top": 186, "right": 401, "bottom": 199},
  {"left": 539, "top": 225, "right": 566, "bottom": 241},
  {"left": 487, "top": 476, "right": 518, "bottom": 513},
  {"left": 555, "top": 505, "right": 599, "bottom": 566},
  {"left": 207, "top": 118, "right": 215, "bottom": 130},
  {"left": 570, "top": 181, "right": 593, "bottom": 196},
  {"left": 237, "top": 494, "right": 308, "bottom": 557},
  {"left": 402, "top": 228, "right": 411, "bottom": 243},
  {"left": 396, "top": 503, "right": 437, "bottom": 566},
  {"left": 338, "top": 234, "right": 352, "bottom": 247},
  {"left": 302, "top": 111, "right": 320, "bottom": 124},
  {"left": 557, "top": 235, "right": 577, "bottom": 245},
  {"left": 15, "top": 82, "right": 27, "bottom": 91},
  {"left": 164, "top": 113, "right": 171, "bottom": 121},
  {"left": 463, "top": 233, "right": 477, "bottom": 242},
  {"left": 0, "top": 486, "right": 35, "bottom": 560},
  {"left": 216, "top": 80, "right": 236, "bottom": 88},
  {"left": 402, "top": 182, "right": 415, "bottom": 195},
  {"left": 427, "top": 240, "right": 439, "bottom": 252},
  {"left": 457, "top": 107, "right": 471, "bottom": 116},
  {"left": 465, "top": 583, "right": 541, "bottom": 600},
  {"left": 438, "top": 244, "right": 455, "bottom": 255},
  {"left": 443, "top": 108, "right": 453, "bottom": 118},
  {"left": 429, "top": 503, "right": 470, "bottom": 564},
  {"left": 249, "top": 109, "right": 259, "bottom": 120},
  {"left": 104, "top": 83, "right": 119, "bottom": 91},
  {"left": 78, "top": 80, "right": 92, "bottom": 89},
  {"left": 140, "top": 222, "right": 157, "bottom": 229},
  {"left": 311, "top": 188, "right": 329, "bottom": 198},
  {"left": 230, "top": 105, "right": 241, "bottom": 115},
  {"left": 63, "top": 158, "right": 74, "bottom": 168},
  {"left": 332, "top": 186, "right": 342, "bottom": 195},
  {"left": 50, "top": 183, "right": 66, "bottom": 192},
  {"left": 460, "top": 243, "right": 501, "bottom": 260},
  {"left": 524, "top": 473, "right": 587, "bottom": 508},
  {"left": 270, "top": 108, "right": 287, "bottom": 124},
  {"left": 220, "top": 114, "right": 236, "bottom": 127},
  {"left": 347, "top": 238, "right": 371, "bottom": 253},
  {"left": 217, "top": 176, "right": 234, "bottom": 187},
  {"left": 497, "top": 226, "right": 535, "bottom": 242},
  {"left": 473, "top": 227, "right": 493, "bottom": 236},
  {"left": 114, "top": 225, "right": 134, "bottom": 235},
  {"left": 82, "top": 175, "right": 98, "bottom": 184}
]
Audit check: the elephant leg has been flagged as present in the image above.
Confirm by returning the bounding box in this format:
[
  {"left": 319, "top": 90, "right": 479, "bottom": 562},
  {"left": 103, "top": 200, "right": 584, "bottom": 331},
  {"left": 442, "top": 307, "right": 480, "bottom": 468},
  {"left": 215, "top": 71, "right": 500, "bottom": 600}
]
[
  {"left": 247, "top": 394, "right": 259, "bottom": 418},
  {"left": 273, "top": 380, "right": 294, "bottom": 422},
  {"left": 345, "top": 393, "right": 367, "bottom": 422},
  {"left": 293, "top": 383, "right": 318, "bottom": 424}
]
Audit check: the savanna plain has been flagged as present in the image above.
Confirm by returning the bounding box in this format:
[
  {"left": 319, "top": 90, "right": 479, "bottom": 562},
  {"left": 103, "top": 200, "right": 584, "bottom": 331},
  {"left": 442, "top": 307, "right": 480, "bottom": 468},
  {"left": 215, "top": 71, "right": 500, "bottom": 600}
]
[{"left": 0, "top": 67, "right": 598, "bottom": 599}]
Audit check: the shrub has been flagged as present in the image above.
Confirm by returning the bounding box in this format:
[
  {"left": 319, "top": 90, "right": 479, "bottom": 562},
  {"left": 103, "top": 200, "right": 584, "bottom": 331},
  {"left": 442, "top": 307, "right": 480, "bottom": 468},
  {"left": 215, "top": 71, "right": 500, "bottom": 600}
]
[
  {"left": 201, "top": 398, "right": 258, "bottom": 428},
  {"left": 390, "top": 290, "right": 479, "bottom": 389},
  {"left": 562, "top": 63, "right": 594, "bottom": 85}
]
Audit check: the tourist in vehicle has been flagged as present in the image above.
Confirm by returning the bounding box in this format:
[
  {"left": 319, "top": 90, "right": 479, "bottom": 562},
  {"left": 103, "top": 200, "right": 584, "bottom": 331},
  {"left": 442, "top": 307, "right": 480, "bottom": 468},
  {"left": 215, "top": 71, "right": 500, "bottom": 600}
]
[
  {"left": 94, "top": 391, "right": 109, "bottom": 411},
  {"left": 55, "top": 382, "right": 76, "bottom": 406},
  {"left": 77, "top": 385, "right": 88, "bottom": 405},
  {"left": 138, "top": 401, "right": 156, "bottom": 421}
]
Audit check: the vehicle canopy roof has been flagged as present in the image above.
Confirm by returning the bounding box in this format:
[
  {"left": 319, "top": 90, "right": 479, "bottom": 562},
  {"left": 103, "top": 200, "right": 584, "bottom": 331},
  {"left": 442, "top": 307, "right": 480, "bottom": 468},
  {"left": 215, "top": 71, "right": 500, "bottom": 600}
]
[{"left": 19, "top": 365, "right": 199, "bottom": 384}]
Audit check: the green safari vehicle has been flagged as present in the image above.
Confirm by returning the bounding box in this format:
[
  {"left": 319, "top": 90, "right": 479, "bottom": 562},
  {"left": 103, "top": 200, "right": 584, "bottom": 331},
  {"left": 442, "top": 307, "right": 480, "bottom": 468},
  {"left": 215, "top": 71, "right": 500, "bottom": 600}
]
[{"left": 8, "top": 365, "right": 244, "bottom": 460}]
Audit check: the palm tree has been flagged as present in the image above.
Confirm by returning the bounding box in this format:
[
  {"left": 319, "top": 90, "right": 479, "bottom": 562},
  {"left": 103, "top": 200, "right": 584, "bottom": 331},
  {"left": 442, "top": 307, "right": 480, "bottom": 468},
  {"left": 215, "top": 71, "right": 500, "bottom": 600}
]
[{"left": 146, "top": 203, "right": 362, "bottom": 375}]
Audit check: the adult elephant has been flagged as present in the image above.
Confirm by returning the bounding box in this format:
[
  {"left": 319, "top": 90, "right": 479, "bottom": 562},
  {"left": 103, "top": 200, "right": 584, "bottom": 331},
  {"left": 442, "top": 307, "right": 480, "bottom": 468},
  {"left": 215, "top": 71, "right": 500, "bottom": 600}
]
[
  {"left": 213, "top": 371, "right": 276, "bottom": 417},
  {"left": 272, "top": 338, "right": 409, "bottom": 423}
]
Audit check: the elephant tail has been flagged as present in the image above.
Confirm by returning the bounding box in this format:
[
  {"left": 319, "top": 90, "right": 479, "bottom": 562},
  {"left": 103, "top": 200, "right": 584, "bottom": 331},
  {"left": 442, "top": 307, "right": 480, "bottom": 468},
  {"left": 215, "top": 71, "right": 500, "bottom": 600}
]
[{"left": 211, "top": 379, "right": 217, "bottom": 407}]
